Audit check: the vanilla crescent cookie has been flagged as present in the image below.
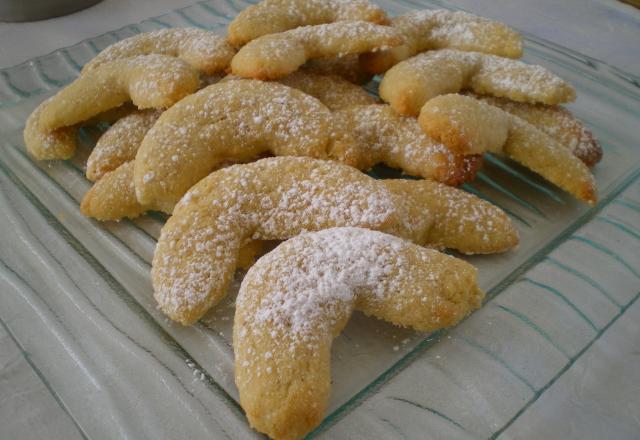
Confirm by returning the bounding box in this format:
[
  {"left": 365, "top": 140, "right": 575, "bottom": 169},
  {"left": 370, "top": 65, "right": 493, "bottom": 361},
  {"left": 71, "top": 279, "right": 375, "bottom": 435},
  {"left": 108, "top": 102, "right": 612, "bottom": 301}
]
[
  {"left": 24, "top": 55, "right": 199, "bottom": 160},
  {"left": 227, "top": 0, "right": 389, "bottom": 46},
  {"left": 470, "top": 94, "right": 603, "bottom": 167},
  {"left": 361, "top": 9, "right": 523, "bottom": 74},
  {"left": 234, "top": 227, "right": 484, "bottom": 440},
  {"left": 230, "top": 21, "right": 404, "bottom": 80},
  {"left": 82, "top": 28, "right": 236, "bottom": 75},
  {"left": 420, "top": 94, "right": 597, "bottom": 204},
  {"left": 86, "top": 110, "right": 162, "bottom": 181},
  {"left": 24, "top": 101, "right": 137, "bottom": 161},
  {"left": 334, "top": 104, "right": 481, "bottom": 185},
  {"left": 380, "top": 49, "right": 576, "bottom": 116},
  {"left": 134, "top": 79, "right": 356, "bottom": 213},
  {"left": 24, "top": 102, "right": 78, "bottom": 160},
  {"left": 152, "top": 157, "right": 407, "bottom": 325}
]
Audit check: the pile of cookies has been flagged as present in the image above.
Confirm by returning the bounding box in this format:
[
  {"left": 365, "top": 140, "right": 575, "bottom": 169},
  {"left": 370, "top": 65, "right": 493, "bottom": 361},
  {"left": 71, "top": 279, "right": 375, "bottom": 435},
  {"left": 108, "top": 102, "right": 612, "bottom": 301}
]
[{"left": 23, "top": 1, "right": 602, "bottom": 439}]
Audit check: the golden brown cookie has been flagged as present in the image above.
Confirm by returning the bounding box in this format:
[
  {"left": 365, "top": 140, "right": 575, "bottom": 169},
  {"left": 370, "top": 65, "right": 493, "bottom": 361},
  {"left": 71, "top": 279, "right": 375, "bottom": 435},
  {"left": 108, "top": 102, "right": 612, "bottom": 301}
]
[
  {"left": 24, "top": 102, "right": 137, "bottom": 161},
  {"left": 82, "top": 28, "right": 236, "bottom": 75},
  {"left": 380, "top": 49, "right": 575, "bottom": 116},
  {"left": 470, "top": 94, "right": 602, "bottom": 166},
  {"left": 24, "top": 55, "right": 199, "bottom": 160},
  {"left": 230, "top": 21, "right": 403, "bottom": 79},
  {"left": 227, "top": 0, "right": 389, "bottom": 46},
  {"left": 420, "top": 94, "right": 597, "bottom": 204},
  {"left": 86, "top": 110, "right": 162, "bottom": 181},
  {"left": 361, "top": 9, "right": 522, "bottom": 73},
  {"left": 234, "top": 227, "right": 484, "bottom": 440},
  {"left": 334, "top": 104, "right": 480, "bottom": 185},
  {"left": 133, "top": 79, "right": 355, "bottom": 213}
]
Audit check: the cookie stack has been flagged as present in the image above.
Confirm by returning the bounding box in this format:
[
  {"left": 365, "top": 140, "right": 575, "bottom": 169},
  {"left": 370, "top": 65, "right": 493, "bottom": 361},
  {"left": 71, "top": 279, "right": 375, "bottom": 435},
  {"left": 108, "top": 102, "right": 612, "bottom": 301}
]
[{"left": 23, "top": 1, "right": 602, "bottom": 439}]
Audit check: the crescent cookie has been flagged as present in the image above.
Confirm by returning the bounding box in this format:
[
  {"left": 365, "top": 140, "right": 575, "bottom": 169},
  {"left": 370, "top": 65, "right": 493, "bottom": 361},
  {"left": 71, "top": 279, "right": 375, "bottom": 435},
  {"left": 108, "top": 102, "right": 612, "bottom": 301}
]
[
  {"left": 82, "top": 28, "right": 236, "bottom": 75},
  {"left": 24, "top": 101, "right": 77, "bottom": 160},
  {"left": 227, "top": 0, "right": 389, "bottom": 46},
  {"left": 24, "top": 101, "right": 138, "bottom": 161},
  {"left": 420, "top": 94, "right": 597, "bottom": 204},
  {"left": 234, "top": 227, "right": 484, "bottom": 440},
  {"left": 230, "top": 21, "right": 404, "bottom": 80},
  {"left": 470, "top": 94, "right": 602, "bottom": 167},
  {"left": 361, "top": 9, "right": 523, "bottom": 74},
  {"left": 86, "top": 110, "right": 162, "bottom": 181},
  {"left": 24, "top": 55, "right": 199, "bottom": 160},
  {"left": 380, "top": 49, "right": 576, "bottom": 116},
  {"left": 134, "top": 79, "right": 356, "bottom": 213},
  {"left": 333, "top": 104, "right": 481, "bottom": 185},
  {"left": 152, "top": 157, "right": 408, "bottom": 325}
]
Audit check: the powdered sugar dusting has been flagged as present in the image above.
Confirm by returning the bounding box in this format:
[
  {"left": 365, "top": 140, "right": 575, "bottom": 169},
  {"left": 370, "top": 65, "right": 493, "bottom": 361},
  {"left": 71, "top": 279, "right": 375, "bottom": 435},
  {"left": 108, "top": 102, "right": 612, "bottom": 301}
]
[
  {"left": 390, "top": 49, "right": 574, "bottom": 107},
  {"left": 238, "top": 228, "right": 408, "bottom": 339},
  {"left": 390, "top": 9, "right": 521, "bottom": 58}
]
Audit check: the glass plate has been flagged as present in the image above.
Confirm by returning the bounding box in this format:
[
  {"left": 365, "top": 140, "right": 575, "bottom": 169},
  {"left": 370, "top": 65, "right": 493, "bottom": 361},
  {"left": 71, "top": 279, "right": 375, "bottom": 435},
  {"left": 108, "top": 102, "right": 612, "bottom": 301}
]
[{"left": 0, "top": 0, "right": 639, "bottom": 438}]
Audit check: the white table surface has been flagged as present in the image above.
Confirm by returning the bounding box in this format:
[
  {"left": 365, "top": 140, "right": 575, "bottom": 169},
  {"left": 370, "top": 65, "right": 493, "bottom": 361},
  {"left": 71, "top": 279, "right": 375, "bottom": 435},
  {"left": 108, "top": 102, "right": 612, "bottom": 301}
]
[{"left": 1, "top": 1, "right": 639, "bottom": 439}]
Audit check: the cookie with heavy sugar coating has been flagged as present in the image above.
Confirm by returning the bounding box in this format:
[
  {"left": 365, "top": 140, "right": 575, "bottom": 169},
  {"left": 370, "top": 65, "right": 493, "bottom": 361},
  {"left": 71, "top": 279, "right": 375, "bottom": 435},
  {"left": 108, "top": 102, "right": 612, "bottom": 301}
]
[
  {"left": 82, "top": 28, "right": 235, "bottom": 75},
  {"left": 231, "top": 21, "right": 403, "bottom": 79},
  {"left": 227, "top": 0, "right": 388, "bottom": 46},
  {"left": 361, "top": 9, "right": 522, "bottom": 73},
  {"left": 133, "top": 79, "right": 354, "bottom": 213},
  {"left": 86, "top": 110, "right": 162, "bottom": 181},
  {"left": 470, "top": 94, "right": 602, "bottom": 166},
  {"left": 380, "top": 49, "right": 575, "bottom": 116},
  {"left": 152, "top": 157, "right": 408, "bottom": 325},
  {"left": 234, "top": 227, "right": 484, "bottom": 440},
  {"left": 420, "top": 94, "right": 597, "bottom": 204}
]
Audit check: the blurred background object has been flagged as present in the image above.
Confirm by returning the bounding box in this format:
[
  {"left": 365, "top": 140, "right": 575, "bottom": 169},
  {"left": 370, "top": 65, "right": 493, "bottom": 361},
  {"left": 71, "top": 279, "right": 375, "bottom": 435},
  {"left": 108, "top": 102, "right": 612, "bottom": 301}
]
[{"left": 0, "top": 0, "right": 102, "bottom": 22}]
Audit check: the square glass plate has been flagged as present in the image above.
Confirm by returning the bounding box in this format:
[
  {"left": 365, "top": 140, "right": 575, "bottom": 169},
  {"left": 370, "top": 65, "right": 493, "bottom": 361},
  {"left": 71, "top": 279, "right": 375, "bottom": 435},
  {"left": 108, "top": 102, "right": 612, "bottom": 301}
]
[{"left": 0, "top": 0, "right": 639, "bottom": 438}]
